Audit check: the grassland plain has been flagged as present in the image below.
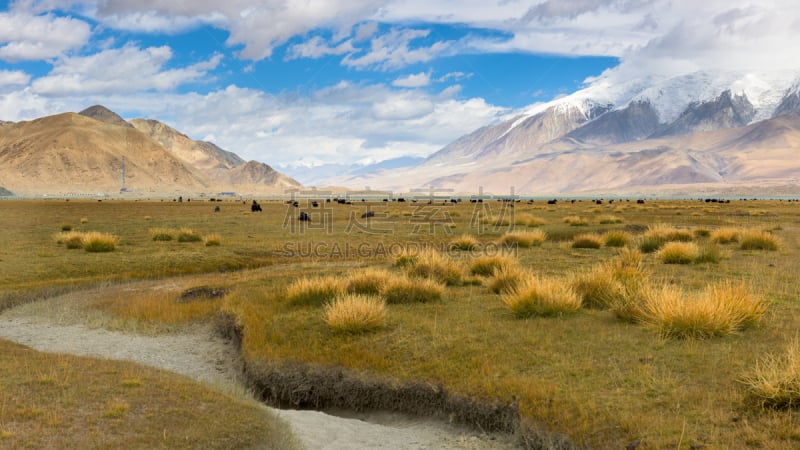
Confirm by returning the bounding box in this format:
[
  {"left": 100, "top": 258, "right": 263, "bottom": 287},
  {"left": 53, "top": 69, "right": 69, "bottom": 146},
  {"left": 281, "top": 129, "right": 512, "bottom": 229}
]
[{"left": 1, "top": 197, "right": 800, "bottom": 448}]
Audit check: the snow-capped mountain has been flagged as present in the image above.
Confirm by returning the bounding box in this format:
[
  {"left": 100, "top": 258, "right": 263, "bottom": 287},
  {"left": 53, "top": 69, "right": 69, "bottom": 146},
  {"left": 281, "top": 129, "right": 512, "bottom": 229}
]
[{"left": 329, "top": 70, "right": 800, "bottom": 195}]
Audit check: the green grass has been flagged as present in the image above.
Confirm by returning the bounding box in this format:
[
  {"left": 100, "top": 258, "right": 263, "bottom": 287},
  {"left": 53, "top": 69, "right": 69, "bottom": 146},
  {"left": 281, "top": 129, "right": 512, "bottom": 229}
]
[
  {"left": 0, "top": 339, "right": 299, "bottom": 449},
  {"left": 4, "top": 198, "right": 800, "bottom": 448}
]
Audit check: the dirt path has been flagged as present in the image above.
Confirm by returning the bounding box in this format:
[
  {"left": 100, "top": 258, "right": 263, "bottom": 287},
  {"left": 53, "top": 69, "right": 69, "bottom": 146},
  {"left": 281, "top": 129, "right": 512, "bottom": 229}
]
[{"left": 0, "top": 289, "right": 517, "bottom": 450}]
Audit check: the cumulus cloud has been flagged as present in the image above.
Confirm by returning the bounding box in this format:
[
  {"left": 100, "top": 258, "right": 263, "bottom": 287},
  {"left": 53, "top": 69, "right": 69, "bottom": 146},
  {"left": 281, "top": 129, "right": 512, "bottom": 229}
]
[
  {"left": 0, "top": 11, "right": 90, "bottom": 61},
  {"left": 31, "top": 44, "right": 222, "bottom": 96}
]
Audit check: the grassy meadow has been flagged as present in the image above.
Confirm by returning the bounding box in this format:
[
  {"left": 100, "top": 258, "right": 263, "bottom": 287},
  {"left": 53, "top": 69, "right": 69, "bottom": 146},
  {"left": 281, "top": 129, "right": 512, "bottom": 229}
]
[{"left": 1, "top": 197, "right": 800, "bottom": 448}]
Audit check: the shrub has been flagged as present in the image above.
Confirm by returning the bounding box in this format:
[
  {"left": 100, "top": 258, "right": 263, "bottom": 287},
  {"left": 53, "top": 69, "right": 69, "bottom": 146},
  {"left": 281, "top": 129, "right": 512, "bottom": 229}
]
[
  {"left": 80, "top": 217, "right": 89, "bottom": 224},
  {"left": 657, "top": 242, "right": 699, "bottom": 264},
  {"left": 499, "top": 230, "right": 546, "bottom": 248},
  {"left": 603, "top": 230, "right": 632, "bottom": 248},
  {"left": 449, "top": 234, "right": 480, "bottom": 251},
  {"left": 323, "top": 294, "right": 386, "bottom": 334},
  {"left": 149, "top": 228, "right": 174, "bottom": 241},
  {"left": 383, "top": 276, "right": 444, "bottom": 304},
  {"left": 739, "top": 229, "right": 779, "bottom": 251},
  {"left": 469, "top": 255, "right": 517, "bottom": 277},
  {"left": 406, "top": 250, "right": 463, "bottom": 285},
  {"left": 502, "top": 275, "right": 581, "bottom": 318},
  {"left": 177, "top": 228, "right": 202, "bottom": 243},
  {"left": 203, "top": 233, "right": 221, "bottom": 246},
  {"left": 286, "top": 276, "right": 345, "bottom": 306},
  {"left": 81, "top": 232, "right": 119, "bottom": 253},
  {"left": 741, "top": 338, "right": 800, "bottom": 409},
  {"left": 488, "top": 265, "right": 528, "bottom": 295},
  {"left": 598, "top": 215, "right": 624, "bottom": 224},
  {"left": 61, "top": 224, "right": 72, "bottom": 231},
  {"left": 346, "top": 269, "right": 393, "bottom": 295},
  {"left": 710, "top": 227, "right": 741, "bottom": 244},
  {"left": 563, "top": 215, "right": 589, "bottom": 226},
  {"left": 639, "top": 282, "right": 766, "bottom": 339},
  {"left": 571, "top": 233, "right": 604, "bottom": 249}
]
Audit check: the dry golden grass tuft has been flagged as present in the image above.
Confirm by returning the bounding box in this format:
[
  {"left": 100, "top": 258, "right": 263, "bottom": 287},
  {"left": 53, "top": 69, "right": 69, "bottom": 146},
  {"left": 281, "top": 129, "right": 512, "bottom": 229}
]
[
  {"left": 469, "top": 254, "right": 517, "bottom": 277},
  {"left": 177, "top": 228, "right": 202, "bottom": 243},
  {"left": 603, "top": 230, "right": 632, "bottom": 247},
  {"left": 502, "top": 275, "right": 581, "bottom": 318},
  {"left": 203, "top": 233, "right": 221, "bottom": 246},
  {"left": 739, "top": 229, "right": 780, "bottom": 251},
  {"left": 498, "top": 230, "right": 546, "bottom": 248},
  {"left": 598, "top": 214, "right": 624, "bottom": 224},
  {"left": 693, "top": 227, "right": 711, "bottom": 238},
  {"left": 657, "top": 241, "right": 699, "bottom": 264},
  {"left": 345, "top": 268, "right": 393, "bottom": 295},
  {"left": 149, "top": 227, "right": 174, "bottom": 241},
  {"left": 572, "top": 265, "right": 623, "bottom": 310},
  {"left": 710, "top": 226, "right": 741, "bottom": 244},
  {"left": 323, "top": 294, "right": 386, "bottom": 333},
  {"left": 80, "top": 231, "right": 119, "bottom": 252},
  {"left": 382, "top": 275, "right": 445, "bottom": 304},
  {"left": 516, "top": 213, "right": 547, "bottom": 227},
  {"left": 563, "top": 215, "right": 589, "bottom": 226},
  {"left": 79, "top": 217, "right": 89, "bottom": 224},
  {"left": 286, "top": 275, "right": 346, "bottom": 306},
  {"left": 449, "top": 234, "right": 480, "bottom": 251},
  {"left": 571, "top": 233, "right": 604, "bottom": 249},
  {"left": 488, "top": 264, "right": 528, "bottom": 295},
  {"left": 741, "top": 337, "right": 800, "bottom": 409},
  {"left": 405, "top": 250, "right": 464, "bottom": 285},
  {"left": 54, "top": 230, "right": 85, "bottom": 249},
  {"left": 639, "top": 282, "right": 766, "bottom": 339}
]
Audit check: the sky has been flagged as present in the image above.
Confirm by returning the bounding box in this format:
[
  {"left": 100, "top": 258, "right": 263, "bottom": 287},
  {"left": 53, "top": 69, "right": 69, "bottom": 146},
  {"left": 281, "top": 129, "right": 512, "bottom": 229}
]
[{"left": 0, "top": 0, "right": 798, "bottom": 174}]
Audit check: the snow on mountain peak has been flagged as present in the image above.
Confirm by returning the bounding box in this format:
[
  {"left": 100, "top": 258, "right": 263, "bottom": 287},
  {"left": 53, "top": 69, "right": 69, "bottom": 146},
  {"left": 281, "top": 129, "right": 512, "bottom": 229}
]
[{"left": 506, "top": 70, "right": 799, "bottom": 133}]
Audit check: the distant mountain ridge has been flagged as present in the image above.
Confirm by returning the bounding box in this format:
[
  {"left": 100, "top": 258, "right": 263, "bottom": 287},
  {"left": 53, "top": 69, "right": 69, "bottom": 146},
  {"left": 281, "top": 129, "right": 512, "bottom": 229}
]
[
  {"left": 0, "top": 105, "right": 300, "bottom": 196},
  {"left": 329, "top": 70, "right": 800, "bottom": 196}
]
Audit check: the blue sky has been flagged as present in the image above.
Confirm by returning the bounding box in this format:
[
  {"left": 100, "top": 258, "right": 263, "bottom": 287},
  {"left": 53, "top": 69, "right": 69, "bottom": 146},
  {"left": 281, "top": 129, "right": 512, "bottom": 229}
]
[{"left": 0, "top": 1, "right": 797, "bottom": 173}]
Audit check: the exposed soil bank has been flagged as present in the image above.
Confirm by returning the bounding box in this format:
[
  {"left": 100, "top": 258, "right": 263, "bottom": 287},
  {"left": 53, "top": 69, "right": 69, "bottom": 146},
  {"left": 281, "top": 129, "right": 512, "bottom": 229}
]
[
  {"left": 217, "top": 314, "right": 574, "bottom": 449},
  {"left": 0, "top": 288, "right": 524, "bottom": 449}
]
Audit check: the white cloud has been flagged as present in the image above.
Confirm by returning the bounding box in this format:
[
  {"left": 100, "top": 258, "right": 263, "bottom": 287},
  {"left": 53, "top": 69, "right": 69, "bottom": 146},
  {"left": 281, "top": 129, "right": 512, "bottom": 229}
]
[
  {"left": 31, "top": 44, "right": 222, "bottom": 96},
  {"left": 343, "top": 28, "right": 452, "bottom": 70},
  {"left": 392, "top": 71, "right": 430, "bottom": 88},
  {"left": 0, "top": 12, "right": 90, "bottom": 61},
  {"left": 0, "top": 70, "right": 31, "bottom": 86},
  {"left": 286, "top": 36, "right": 354, "bottom": 60}
]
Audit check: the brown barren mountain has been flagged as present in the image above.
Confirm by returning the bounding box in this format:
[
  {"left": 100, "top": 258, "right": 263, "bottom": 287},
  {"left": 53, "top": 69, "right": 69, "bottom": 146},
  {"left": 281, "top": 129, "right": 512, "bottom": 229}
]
[
  {"left": 336, "top": 114, "right": 800, "bottom": 196},
  {"left": 0, "top": 108, "right": 300, "bottom": 196}
]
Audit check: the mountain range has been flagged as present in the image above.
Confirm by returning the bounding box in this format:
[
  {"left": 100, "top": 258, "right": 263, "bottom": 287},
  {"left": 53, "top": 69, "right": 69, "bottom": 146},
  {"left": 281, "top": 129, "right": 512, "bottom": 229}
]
[
  {"left": 0, "top": 106, "right": 299, "bottom": 197},
  {"left": 324, "top": 70, "right": 800, "bottom": 196}
]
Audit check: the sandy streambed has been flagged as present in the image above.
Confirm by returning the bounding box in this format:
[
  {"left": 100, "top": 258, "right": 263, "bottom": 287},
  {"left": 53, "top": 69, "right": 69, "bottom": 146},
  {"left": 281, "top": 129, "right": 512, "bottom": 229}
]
[{"left": 0, "top": 289, "right": 517, "bottom": 449}]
